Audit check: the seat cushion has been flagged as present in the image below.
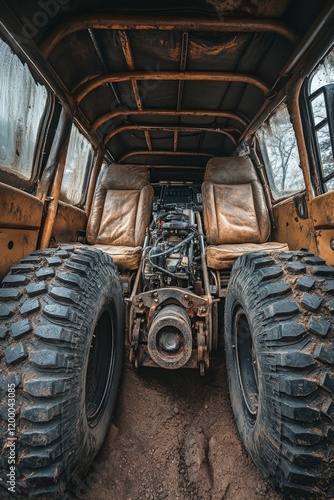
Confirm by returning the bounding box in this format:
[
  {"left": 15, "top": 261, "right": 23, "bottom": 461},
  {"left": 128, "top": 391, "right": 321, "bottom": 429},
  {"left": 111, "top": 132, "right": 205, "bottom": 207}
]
[
  {"left": 86, "top": 164, "right": 153, "bottom": 247},
  {"left": 86, "top": 244, "right": 142, "bottom": 270},
  {"left": 73, "top": 242, "right": 142, "bottom": 270},
  {"left": 202, "top": 157, "right": 271, "bottom": 246},
  {"left": 206, "top": 242, "right": 289, "bottom": 269}
]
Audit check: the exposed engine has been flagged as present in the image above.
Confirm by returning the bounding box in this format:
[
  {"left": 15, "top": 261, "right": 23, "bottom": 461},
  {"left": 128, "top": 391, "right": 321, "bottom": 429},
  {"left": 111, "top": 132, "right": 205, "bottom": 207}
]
[{"left": 143, "top": 206, "right": 200, "bottom": 290}]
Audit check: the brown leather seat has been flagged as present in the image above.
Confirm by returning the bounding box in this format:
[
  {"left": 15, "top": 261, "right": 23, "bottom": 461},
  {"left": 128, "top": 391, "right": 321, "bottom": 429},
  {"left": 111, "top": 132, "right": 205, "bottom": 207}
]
[
  {"left": 202, "top": 157, "right": 288, "bottom": 269},
  {"left": 86, "top": 164, "right": 154, "bottom": 270}
]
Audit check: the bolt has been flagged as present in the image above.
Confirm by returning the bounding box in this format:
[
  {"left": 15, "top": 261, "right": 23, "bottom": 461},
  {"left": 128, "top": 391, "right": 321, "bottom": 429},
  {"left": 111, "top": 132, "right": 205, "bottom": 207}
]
[
  {"left": 184, "top": 294, "right": 189, "bottom": 300},
  {"left": 330, "top": 239, "right": 334, "bottom": 251},
  {"left": 154, "top": 298, "right": 159, "bottom": 303},
  {"left": 202, "top": 307, "right": 207, "bottom": 313},
  {"left": 138, "top": 296, "right": 143, "bottom": 302},
  {"left": 152, "top": 291, "right": 158, "bottom": 298}
]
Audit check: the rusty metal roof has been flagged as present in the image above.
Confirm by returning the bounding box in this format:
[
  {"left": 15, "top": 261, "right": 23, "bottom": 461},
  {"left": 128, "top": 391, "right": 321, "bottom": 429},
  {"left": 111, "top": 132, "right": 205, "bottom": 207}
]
[{"left": 0, "top": 0, "right": 331, "bottom": 181}]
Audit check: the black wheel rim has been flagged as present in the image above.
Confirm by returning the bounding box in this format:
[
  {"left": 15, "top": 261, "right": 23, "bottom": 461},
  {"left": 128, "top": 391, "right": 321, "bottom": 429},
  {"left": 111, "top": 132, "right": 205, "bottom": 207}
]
[
  {"left": 233, "top": 304, "right": 259, "bottom": 423},
  {"left": 85, "top": 304, "right": 115, "bottom": 427}
]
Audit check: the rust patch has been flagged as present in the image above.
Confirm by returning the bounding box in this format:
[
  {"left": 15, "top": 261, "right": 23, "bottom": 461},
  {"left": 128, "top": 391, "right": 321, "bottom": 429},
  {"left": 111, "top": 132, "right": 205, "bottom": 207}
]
[
  {"left": 166, "top": 42, "right": 181, "bottom": 62},
  {"left": 206, "top": 0, "right": 291, "bottom": 18},
  {"left": 189, "top": 36, "right": 242, "bottom": 59}
]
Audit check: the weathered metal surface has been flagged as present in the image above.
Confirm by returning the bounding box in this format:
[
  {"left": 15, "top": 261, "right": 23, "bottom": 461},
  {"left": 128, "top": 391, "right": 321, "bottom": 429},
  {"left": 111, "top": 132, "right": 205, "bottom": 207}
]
[
  {"left": 315, "top": 229, "right": 334, "bottom": 265},
  {"left": 241, "top": 3, "right": 334, "bottom": 143},
  {"left": 36, "top": 109, "right": 72, "bottom": 203},
  {"left": 92, "top": 109, "right": 248, "bottom": 131},
  {"left": 137, "top": 346, "right": 199, "bottom": 369},
  {"left": 147, "top": 305, "right": 193, "bottom": 369},
  {"left": 51, "top": 201, "right": 87, "bottom": 245},
  {"left": 196, "top": 321, "right": 209, "bottom": 375},
  {"left": 40, "top": 15, "right": 298, "bottom": 58},
  {"left": 118, "top": 150, "right": 214, "bottom": 163},
  {"left": 0, "top": 3, "right": 104, "bottom": 153},
  {"left": 272, "top": 2, "right": 334, "bottom": 90},
  {"left": 40, "top": 139, "right": 70, "bottom": 249},
  {"left": 271, "top": 196, "right": 316, "bottom": 256},
  {"left": 132, "top": 288, "right": 210, "bottom": 320},
  {"left": 129, "top": 287, "right": 211, "bottom": 371},
  {"left": 118, "top": 30, "right": 153, "bottom": 152},
  {"left": 74, "top": 71, "right": 270, "bottom": 103},
  {"left": 0, "top": 183, "right": 43, "bottom": 229},
  {"left": 174, "top": 31, "right": 189, "bottom": 153},
  {"left": 310, "top": 191, "right": 334, "bottom": 263},
  {"left": 205, "top": 0, "right": 291, "bottom": 18},
  {"left": 311, "top": 191, "right": 334, "bottom": 228},
  {"left": 85, "top": 149, "right": 104, "bottom": 218},
  {"left": 104, "top": 125, "right": 238, "bottom": 146},
  {"left": 0, "top": 228, "right": 39, "bottom": 281}
]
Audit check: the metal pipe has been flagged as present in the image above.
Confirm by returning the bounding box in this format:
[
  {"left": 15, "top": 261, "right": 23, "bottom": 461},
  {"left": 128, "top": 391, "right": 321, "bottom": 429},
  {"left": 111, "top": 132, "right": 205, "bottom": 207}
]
[
  {"left": 74, "top": 71, "right": 270, "bottom": 103},
  {"left": 240, "top": 2, "right": 334, "bottom": 143},
  {"left": 196, "top": 211, "right": 210, "bottom": 297},
  {"left": 104, "top": 125, "right": 238, "bottom": 145},
  {"left": 39, "top": 135, "right": 71, "bottom": 248},
  {"left": 92, "top": 109, "right": 248, "bottom": 131},
  {"left": 273, "top": 2, "right": 334, "bottom": 89},
  {"left": 118, "top": 150, "right": 214, "bottom": 162},
  {"left": 118, "top": 30, "right": 152, "bottom": 151},
  {"left": 175, "top": 31, "right": 189, "bottom": 152},
  {"left": 85, "top": 149, "right": 105, "bottom": 216},
  {"left": 88, "top": 29, "right": 122, "bottom": 105},
  {"left": 36, "top": 108, "right": 71, "bottom": 203},
  {"left": 40, "top": 15, "right": 298, "bottom": 58}
]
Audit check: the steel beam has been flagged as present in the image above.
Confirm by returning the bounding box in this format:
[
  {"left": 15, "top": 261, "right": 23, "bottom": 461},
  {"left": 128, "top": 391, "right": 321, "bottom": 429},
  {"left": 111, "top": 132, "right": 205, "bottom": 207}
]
[
  {"left": 118, "top": 150, "right": 214, "bottom": 162},
  {"left": 74, "top": 71, "right": 269, "bottom": 103},
  {"left": 40, "top": 15, "right": 298, "bottom": 58},
  {"left": 92, "top": 109, "right": 248, "bottom": 130},
  {"left": 104, "top": 124, "right": 238, "bottom": 145},
  {"left": 118, "top": 30, "right": 152, "bottom": 151}
]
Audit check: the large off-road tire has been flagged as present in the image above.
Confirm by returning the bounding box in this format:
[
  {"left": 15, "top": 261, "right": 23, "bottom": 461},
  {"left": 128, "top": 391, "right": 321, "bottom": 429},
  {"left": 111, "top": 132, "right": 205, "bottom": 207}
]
[
  {"left": 0, "top": 246, "right": 124, "bottom": 498},
  {"left": 225, "top": 250, "right": 334, "bottom": 499}
]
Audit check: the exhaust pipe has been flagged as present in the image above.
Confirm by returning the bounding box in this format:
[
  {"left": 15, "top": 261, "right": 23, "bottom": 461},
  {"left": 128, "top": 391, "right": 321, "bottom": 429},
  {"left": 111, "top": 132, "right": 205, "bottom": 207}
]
[{"left": 147, "top": 305, "right": 192, "bottom": 369}]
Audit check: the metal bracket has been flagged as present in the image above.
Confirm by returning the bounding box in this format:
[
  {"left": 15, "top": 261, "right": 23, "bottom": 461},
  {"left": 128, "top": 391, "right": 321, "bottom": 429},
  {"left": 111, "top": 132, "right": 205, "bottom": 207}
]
[
  {"left": 196, "top": 321, "right": 209, "bottom": 375},
  {"left": 129, "top": 317, "right": 141, "bottom": 366}
]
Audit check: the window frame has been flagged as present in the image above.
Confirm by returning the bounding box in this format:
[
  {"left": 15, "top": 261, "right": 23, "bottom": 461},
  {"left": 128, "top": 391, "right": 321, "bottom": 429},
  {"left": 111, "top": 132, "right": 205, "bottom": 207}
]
[
  {"left": 0, "top": 36, "right": 54, "bottom": 192},
  {"left": 59, "top": 123, "right": 96, "bottom": 208},
  {"left": 255, "top": 100, "right": 306, "bottom": 202},
  {"left": 303, "top": 47, "right": 334, "bottom": 193}
]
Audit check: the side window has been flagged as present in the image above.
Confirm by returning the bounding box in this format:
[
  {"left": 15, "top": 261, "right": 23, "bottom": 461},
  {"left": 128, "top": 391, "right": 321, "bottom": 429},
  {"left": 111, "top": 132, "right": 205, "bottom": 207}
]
[
  {"left": 60, "top": 125, "right": 95, "bottom": 207},
  {"left": 305, "top": 47, "right": 334, "bottom": 192},
  {"left": 256, "top": 102, "right": 305, "bottom": 199},
  {"left": 0, "top": 37, "right": 50, "bottom": 184}
]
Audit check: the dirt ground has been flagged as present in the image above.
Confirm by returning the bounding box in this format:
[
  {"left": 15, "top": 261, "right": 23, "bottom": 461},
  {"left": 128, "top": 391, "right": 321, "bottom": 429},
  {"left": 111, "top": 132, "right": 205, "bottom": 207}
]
[{"left": 75, "top": 353, "right": 282, "bottom": 500}]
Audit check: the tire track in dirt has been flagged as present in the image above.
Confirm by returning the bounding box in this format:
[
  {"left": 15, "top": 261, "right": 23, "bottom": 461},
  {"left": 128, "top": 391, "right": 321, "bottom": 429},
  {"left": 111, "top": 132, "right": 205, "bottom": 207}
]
[{"left": 77, "top": 353, "right": 282, "bottom": 500}]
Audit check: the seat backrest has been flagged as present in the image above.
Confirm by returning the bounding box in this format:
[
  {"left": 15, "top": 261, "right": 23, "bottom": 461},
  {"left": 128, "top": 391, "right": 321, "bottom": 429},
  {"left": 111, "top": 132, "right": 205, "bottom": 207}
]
[
  {"left": 202, "top": 157, "right": 270, "bottom": 245},
  {"left": 86, "top": 164, "right": 153, "bottom": 246}
]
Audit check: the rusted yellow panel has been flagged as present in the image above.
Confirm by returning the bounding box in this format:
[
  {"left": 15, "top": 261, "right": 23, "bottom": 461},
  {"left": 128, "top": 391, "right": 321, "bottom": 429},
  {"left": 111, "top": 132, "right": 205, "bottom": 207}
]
[
  {"left": 0, "top": 183, "right": 43, "bottom": 228},
  {"left": 310, "top": 191, "right": 334, "bottom": 262},
  {"left": 52, "top": 201, "right": 87, "bottom": 244},
  {"left": 272, "top": 197, "right": 317, "bottom": 253},
  {"left": 315, "top": 230, "right": 334, "bottom": 264},
  {"left": 0, "top": 228, "right": 39, "bottom": 281},
  {"left": 311, "top": 191, "right": 334, "bottom": 227}
]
